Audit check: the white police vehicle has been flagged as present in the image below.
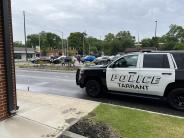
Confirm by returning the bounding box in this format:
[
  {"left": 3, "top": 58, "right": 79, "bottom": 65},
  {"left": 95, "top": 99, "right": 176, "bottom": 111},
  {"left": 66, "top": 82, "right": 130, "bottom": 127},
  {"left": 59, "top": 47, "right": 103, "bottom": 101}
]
[{"left": 76, "top": 51, "right": 184, "bottom": 110}]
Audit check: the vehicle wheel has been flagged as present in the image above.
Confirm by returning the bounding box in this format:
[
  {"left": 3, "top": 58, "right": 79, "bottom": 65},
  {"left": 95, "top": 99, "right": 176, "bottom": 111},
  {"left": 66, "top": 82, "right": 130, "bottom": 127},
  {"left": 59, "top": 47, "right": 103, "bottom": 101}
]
[
  {"left": 86, "top": 80, "right": 101, "bottom": 97},
  {"left": 168, "top": 88, "right": 184, "bottom": 111}
]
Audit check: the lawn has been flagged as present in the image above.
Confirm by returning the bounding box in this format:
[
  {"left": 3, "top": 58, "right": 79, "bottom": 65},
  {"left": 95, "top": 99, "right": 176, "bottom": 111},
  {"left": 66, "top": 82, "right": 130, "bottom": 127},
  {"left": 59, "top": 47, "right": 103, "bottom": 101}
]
[
  {"left": 16, "top": 63, "right": 78, "bottom": 71},
  {"left": 88, "top": 104, "right": 184, "bottom": 138}
]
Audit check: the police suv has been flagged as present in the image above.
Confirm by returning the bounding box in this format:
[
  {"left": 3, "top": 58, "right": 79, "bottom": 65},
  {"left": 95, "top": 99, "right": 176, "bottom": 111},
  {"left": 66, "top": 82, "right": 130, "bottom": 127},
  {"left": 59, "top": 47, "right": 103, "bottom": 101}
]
[{"left": 76, "top": 51, "right": 184, "bottom": 110}]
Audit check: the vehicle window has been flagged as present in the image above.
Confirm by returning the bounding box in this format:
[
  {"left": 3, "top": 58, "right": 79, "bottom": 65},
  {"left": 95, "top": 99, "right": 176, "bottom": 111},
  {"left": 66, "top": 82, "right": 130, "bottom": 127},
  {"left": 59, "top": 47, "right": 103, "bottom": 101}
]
[
  {"left": 112, "top": 55, "right": 138, "bottom": 68},
  {"left": 172, "top": 53, "right": 184, "bottom": 69},
  {"left": 143, "top": 54, "right": 170, "bottom": 68}
]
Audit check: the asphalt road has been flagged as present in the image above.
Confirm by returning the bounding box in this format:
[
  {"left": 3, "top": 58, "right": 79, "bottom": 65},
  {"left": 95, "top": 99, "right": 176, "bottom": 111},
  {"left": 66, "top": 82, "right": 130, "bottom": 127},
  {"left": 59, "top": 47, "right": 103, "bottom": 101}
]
[{"left": 16, "top": 69, "right": 184, "bottom": 117}]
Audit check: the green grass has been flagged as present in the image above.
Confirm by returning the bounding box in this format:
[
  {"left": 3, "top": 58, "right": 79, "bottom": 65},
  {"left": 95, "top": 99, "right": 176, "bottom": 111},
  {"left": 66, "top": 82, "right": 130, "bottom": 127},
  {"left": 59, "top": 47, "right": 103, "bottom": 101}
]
[
  {"left": 16, "top": 63, "right": 78, "bottom": 71},
  {"left": 88, "top": 104, "right": 184, "bottom": 138}
]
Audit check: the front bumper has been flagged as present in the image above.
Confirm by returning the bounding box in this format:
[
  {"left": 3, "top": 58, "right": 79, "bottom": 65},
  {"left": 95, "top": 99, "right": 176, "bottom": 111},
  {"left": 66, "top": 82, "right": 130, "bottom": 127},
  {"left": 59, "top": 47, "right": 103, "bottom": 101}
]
[{"left": 76, "top": 69, "right": 85, "bottom": 88}]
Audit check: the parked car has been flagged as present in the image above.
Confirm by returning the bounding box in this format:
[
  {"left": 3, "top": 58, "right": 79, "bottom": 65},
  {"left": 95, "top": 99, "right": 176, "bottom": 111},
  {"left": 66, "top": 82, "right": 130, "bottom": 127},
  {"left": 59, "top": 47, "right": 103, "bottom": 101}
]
[
  {"left": 49, "top": 56, "right": 59, "bottom": 63},
  {"left": 94, "top": 56, "right": 111, "bottom": 65},
  {"left": 76, "top": 51, "right": 184, "bottom": 111},
  {"left": 84, "top": 55, "right": 96, "bottom": 62},
  {"left": 30, "top": 57, "right": 51, "bottom": 64},
  {"left": 30, "top": 57, "right": 40, "bottom": 64},
  {"left": 51, "top": 56, "right": 74, "bottom": 66},
  {"left": 81, "top": 56, "right": 85, "bottom": 63},
  {"left": 93, "top": 56, "right": 118, "bottom": 65},
  {"left": 51, "top": 56, "right": 66, "bottom": 64}
]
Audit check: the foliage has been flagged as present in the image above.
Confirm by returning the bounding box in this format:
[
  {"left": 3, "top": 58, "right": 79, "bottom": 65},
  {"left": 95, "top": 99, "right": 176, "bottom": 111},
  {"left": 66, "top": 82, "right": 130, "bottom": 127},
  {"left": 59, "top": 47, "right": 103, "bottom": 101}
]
[
  {"left": 86, "top": 37, "right": 102, "bottom": 56},
  {"left": 68, "top": 32, "right": 87, "bottom": 55},
  {"left": 140, "top": 24, "right": 184, "bottom": 50},
  {"left": 26, "top": 31, "right": 63, "bottom": 53},
  {"left": 104, "top": 33, "right": 115, "bottom": 42},
  {"left": 70, "top": 31, "right": 136, "bottom": 56},
  {"left": 103, "top": 31, "right": 135, "bottom": 55},
  {"left": 14, "top": 24, "right": 184, "bottom": 56},
  {"left": 13, "top": 41, "right": 24, "bottom": 47}
]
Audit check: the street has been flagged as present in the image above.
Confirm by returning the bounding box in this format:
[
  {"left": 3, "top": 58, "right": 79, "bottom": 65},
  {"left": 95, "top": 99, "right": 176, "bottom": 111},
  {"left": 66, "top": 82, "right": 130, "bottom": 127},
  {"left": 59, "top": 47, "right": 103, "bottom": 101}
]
[
  {"left": 16, "top": 69, "right": 84, "bottom": 98},
  {"left": 16, "top": 69, "right": 184, "bottom": 117}
]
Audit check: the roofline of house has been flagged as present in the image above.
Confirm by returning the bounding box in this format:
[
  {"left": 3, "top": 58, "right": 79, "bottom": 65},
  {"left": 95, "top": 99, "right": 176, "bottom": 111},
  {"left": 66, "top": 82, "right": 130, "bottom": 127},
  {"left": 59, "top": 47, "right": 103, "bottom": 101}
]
[{"left": 14, "top": 51, "right": 35, "bottom": 54}]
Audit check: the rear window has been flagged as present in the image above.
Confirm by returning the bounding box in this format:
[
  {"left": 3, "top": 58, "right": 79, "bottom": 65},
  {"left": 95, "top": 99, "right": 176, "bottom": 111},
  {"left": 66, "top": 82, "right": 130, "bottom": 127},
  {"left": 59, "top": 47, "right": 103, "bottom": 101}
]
[
  {"left": 143, "top": 54, "right": 170, "bottom": 68},
  {"left": 172, "top": 53, "right": 184, "bottom": 69}
]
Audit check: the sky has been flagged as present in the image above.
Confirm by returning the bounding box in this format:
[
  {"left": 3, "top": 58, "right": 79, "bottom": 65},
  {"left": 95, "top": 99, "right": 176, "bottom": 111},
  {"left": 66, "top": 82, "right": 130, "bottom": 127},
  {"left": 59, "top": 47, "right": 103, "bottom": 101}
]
[{"left": 12, "top": 0, "right": 184, "bottom": 42}]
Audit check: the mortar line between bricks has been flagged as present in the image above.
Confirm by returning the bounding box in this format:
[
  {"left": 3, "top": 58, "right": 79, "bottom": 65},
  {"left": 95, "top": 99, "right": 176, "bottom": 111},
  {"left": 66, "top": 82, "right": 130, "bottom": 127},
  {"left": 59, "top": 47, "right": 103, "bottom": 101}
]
[{"left": 16, "top": 114, "right": 63, "bottom": 131}]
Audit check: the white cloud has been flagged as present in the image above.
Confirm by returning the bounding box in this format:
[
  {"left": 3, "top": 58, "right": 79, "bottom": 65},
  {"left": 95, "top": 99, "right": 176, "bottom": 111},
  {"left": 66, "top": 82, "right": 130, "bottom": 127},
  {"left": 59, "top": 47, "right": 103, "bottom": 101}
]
[{"left": 12, "top": 0, "right": 184, "bottom": 41}]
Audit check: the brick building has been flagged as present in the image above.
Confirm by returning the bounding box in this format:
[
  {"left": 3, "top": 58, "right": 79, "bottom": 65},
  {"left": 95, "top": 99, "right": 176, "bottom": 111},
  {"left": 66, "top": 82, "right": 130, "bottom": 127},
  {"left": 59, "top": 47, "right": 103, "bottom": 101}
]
[{"left": 0, "top": 0, "right": 17, "bottom": 120}]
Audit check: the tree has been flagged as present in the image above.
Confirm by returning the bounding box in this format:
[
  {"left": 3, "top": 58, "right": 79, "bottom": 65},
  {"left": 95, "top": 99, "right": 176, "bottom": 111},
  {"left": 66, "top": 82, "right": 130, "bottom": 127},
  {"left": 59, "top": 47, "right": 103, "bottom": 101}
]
[
  {"left": 116, "top": 31, "right": 135, "bottom": 41},
  {"left": 86, "top": 37, "right": 102, "bottom": 55},
  {"left": 151, "top": 37, "right": 159, "bottom": 48},
  {"left": 166, "top": 24, "right": 184, "bottom": 42},
  {"left": 174, "top": 42, "right": 184, "bottom": 50},
  {"left": 45, "top": 32, "right": 62, "bottom": 50},
  {"left": 141, "top": 38, "right": 152, "bottom": 47},
  {"left": 26, "top": 32, "right": 62, "bottom": 53},
  {"left": 160, "top": 24, "right": 184, "bottom": 50},
  {"left": 13, "top": 41, "right": 24, "bottom": 47},
  {"left": 104, "top": 33, "right": 115, "bottom": 42},
  {"left": 159, "top": 36, "right": 177, "bottom": 50},
  {"left": 27, "top": 34, "right": 39, "bottom": 48},
  {"left": 103, "top": 31, "right": 135, "bottom": 55},
  {"left": 68, "top": 32, "right": 87, "bottom": 55}
]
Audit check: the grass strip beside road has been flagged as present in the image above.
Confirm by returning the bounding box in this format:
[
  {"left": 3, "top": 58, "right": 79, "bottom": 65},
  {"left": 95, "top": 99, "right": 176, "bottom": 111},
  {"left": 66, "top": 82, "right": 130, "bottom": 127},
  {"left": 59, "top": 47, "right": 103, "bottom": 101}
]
[
  {"left": 88, "top": 104, "right": 184, "bottom": 138},
  {"left": 16, "top": 63, "right": 78, "bottom": 72}
]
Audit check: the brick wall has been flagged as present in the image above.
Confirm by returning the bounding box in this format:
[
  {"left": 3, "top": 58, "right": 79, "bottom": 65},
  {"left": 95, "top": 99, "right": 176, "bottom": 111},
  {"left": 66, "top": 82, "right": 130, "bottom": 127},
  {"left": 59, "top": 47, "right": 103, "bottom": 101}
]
[{"left": 0, "top": 0, "right": 17, "bottom": 120}]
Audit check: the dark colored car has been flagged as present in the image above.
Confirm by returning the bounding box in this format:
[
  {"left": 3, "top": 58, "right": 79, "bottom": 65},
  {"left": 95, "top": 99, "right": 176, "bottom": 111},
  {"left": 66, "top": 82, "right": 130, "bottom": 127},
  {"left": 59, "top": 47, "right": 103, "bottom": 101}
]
[{"left": 52, "top": 56, "right": 72, "bottom": 65}]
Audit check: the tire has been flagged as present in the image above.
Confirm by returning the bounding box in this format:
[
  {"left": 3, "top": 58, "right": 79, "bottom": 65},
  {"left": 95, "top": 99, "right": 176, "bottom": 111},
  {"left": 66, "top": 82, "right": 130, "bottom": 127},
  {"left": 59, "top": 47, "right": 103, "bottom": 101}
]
[
  {"left": 168, "top": 88, "right": 184, "bottom": 111},
  {"left": 86, "top": 80, "right": 101, "bottom": 97}
]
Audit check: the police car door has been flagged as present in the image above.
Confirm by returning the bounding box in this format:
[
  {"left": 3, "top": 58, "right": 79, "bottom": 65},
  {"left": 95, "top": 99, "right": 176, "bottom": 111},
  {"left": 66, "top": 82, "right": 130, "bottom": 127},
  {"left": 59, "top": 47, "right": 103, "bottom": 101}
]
[
  {"left": 106, "top": 54, "right": 141, "bottom": 93},
  {"left": 138, "top": 53, "right": 175, "bottom": 96}
]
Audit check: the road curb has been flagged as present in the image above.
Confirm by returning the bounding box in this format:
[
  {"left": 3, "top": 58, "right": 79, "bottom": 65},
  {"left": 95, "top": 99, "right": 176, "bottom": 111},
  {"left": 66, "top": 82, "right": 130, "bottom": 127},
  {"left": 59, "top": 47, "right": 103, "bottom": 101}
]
[
  {"left": 60, "top": 131, "right": 87, "bottom": 138},
  {"left": 107, "top": 103, "right": 184, "bottom": 119}
]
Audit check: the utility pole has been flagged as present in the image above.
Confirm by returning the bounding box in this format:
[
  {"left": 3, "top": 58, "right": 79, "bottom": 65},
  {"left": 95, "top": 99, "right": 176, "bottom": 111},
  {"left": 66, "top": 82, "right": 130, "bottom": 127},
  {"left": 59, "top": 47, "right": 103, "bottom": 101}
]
[
  {"left": 83, "top": 33, "right": 85, "bottom": 56},
  {"left": 63, "top": 39, "right": 66, "bottom": 56},
  {"left": 100, "top": 36, "right": 104, "bottom": 56},
  {"left": 155, "top": 20, "right": 157, "bottom": 38},
  {"left": 67, "top": 38, "right": 69, "bottom": 56},
  {"left": 89, "top": 44, "right": 90, "bottom": 55},
  {"left": 83, "top": 31, "right": 86, "bottom": 56},
  {"left": 39, "top": 33, "right": 41, "bottom": 56},
  {"left": 39, "top": 34, "right": 41, "bottom": 48},
  {"left": 136, "top": 32, "right": 140, "bottom": 50},
  {"left": 61, "top": 32, "right": 64, "bottom": 55},
  {"left": 23, "top": 11, "right": 28, "bottom": 61}
]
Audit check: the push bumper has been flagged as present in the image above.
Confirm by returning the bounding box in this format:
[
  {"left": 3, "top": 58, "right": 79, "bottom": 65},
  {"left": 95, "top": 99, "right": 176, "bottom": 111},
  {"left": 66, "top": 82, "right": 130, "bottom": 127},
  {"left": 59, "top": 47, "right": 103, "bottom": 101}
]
[{"left": 76, "top": 69, "right": 85, "bottom": 88}]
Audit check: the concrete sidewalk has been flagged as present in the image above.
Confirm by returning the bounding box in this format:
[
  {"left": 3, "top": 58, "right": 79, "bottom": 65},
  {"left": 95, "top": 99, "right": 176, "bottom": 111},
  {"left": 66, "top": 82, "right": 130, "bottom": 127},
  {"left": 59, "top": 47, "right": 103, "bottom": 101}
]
[{"left": 0, "top": 91, "right": 100, "bottom": 138}]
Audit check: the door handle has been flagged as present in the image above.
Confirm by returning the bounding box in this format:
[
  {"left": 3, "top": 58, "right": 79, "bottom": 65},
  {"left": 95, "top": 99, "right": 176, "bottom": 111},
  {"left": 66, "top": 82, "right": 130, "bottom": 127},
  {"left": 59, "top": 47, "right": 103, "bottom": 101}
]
[
  {"left": 162, "top": 73, "right": 172, "bottom": 75},
  {"left": 129, "top": 72, "right": 137, "bottom": 74}
]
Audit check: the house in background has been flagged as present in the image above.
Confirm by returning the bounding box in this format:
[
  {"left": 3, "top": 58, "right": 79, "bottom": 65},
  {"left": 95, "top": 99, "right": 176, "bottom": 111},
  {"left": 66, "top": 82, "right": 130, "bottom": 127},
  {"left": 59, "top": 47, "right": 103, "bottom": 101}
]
[{"left": 14, "top": 47, "right": 36, "bottom": 61}]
